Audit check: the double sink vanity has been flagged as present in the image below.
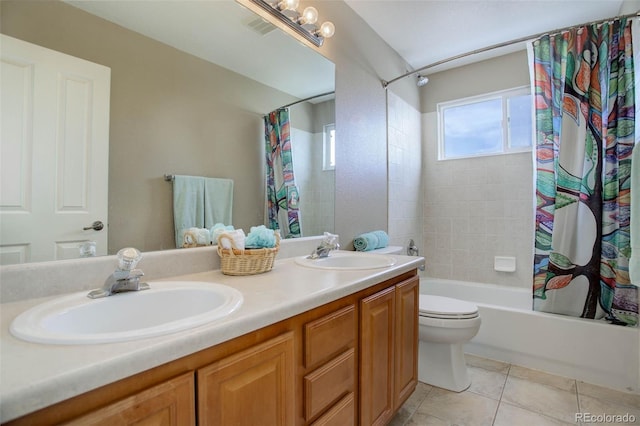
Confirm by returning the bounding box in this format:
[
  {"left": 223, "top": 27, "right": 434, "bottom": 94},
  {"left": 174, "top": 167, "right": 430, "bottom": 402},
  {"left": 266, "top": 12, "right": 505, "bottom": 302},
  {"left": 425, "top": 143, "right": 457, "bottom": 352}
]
[{"left": 0, "top": 239, "right": 424, "bottom": 425}]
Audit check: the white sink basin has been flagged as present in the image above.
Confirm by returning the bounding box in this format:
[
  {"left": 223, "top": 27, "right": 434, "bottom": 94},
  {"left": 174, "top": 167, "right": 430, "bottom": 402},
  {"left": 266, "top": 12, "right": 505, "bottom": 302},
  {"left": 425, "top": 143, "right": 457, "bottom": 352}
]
[
  {"left": 10, "top": 281, "right": 243, "bottom": 345},
  {"left": 294, "top": 251, "right": 396, "bottom": 270}
]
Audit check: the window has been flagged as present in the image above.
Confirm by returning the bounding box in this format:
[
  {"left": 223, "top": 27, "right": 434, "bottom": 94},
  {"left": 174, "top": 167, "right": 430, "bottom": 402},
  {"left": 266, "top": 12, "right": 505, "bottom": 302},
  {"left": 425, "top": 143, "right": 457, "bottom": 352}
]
[
  {"left": 323, "top": 123, "right": 335, "bottom": 170},
  {"left": 437, "top": 86, "right": 532, "bottom": 160}
]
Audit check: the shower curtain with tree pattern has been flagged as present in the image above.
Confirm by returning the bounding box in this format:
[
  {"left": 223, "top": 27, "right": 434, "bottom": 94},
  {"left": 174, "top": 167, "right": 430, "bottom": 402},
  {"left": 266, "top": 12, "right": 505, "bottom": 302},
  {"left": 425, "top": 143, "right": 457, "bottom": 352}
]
[
  {"left": 264, "top": 108, "right": 302, "bottom": 238},
  {"left": 532, "top": 18, "right": 638, "bottom": 326}
]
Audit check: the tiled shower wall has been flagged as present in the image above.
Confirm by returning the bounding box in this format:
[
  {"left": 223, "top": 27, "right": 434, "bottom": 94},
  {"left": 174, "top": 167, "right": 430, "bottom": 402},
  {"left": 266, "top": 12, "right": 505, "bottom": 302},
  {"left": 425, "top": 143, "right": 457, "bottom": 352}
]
[
  {"left": 291, "top": 127, "right": 335, "bottom": 238},
  {"left": 291, "top": 99, "right": 336, "bottom": 238},
  {"left": 421, "top": 114, "right": 534, "bottom": 288},
  {"left": 387, "top": 84, "right": 533, "bottom": 288},
  {"left": 388, "top": 52, "right": 535, "bottom": 288},
  {"left": 419, "top": 50, "right": 534, "bottom": 288},
  {"left": 387, "top": 91, "right": 423, "bottom": 252}
]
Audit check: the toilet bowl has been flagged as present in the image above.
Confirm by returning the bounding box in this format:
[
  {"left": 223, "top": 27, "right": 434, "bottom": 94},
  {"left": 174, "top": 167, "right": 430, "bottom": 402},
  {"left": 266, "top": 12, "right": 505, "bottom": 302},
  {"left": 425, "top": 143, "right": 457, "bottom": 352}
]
[
  {"left": 418, "top": 294, "right": 481, "bottom": 392},
  {"left": 366, "top": 245, "right": 480, "bottom": 391}
]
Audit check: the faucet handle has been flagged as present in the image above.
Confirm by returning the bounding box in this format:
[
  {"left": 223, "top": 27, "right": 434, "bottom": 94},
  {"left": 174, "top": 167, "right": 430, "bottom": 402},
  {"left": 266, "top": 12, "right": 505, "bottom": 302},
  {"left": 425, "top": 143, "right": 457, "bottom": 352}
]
[
  {"left": 117, "top": 247, "right": 142, "bottom": 271},
  {"left": 322, "top": 232, "right": 339, "bottom": 246}
]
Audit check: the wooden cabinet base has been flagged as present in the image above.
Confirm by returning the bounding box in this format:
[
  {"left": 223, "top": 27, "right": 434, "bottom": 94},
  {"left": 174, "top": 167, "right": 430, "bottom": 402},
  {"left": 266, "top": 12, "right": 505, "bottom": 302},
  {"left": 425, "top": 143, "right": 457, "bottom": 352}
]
[
  {"left": 63, "top": 373, "right": 195, "bottom": 426},
  {"left": 360, "top": 275, "right": 419, "bottom": 426},
  {"left": 4, "top": 270, "right": 418, "bottom": 426}
]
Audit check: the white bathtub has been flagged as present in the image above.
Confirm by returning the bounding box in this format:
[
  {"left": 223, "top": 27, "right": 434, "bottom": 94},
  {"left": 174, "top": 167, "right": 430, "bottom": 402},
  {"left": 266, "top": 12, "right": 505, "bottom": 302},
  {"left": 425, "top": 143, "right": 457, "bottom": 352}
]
[{"left": 420, "top": 277, "right": 640, "bottom": 393}]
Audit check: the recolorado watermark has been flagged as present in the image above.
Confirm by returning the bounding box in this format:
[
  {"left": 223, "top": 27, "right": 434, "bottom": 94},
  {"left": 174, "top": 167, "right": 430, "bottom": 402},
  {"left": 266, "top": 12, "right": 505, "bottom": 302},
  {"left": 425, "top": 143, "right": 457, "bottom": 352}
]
[{"left": 576, "top": 412, "right": 637, "bottom": 424}]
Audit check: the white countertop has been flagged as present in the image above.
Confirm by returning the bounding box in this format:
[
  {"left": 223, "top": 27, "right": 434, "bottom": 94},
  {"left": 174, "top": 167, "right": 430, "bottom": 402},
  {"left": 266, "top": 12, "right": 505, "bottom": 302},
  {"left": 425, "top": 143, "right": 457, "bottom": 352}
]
[{"left": 0, "top": 253, "right": 422, "bottom": 423}]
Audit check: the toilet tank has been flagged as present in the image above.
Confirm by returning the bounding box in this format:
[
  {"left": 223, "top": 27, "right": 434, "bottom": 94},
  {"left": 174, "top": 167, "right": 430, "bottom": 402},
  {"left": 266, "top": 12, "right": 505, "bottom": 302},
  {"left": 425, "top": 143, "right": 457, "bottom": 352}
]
[{"left": 368, "top": 246, "right": 404, "bottom": 255}]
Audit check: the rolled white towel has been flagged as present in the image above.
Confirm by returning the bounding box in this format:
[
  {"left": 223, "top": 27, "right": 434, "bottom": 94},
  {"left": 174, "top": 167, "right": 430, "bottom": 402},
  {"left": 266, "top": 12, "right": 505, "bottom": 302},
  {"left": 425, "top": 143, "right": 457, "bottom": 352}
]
[
  {"left": 182, "top": 227, "right": 211, "bottom": 247},
  {"left": 217, "top": 229, "right": 246, "bottom": 251},
  {"left": 210, "top": 223, "right": 235, "bottom": 244}
]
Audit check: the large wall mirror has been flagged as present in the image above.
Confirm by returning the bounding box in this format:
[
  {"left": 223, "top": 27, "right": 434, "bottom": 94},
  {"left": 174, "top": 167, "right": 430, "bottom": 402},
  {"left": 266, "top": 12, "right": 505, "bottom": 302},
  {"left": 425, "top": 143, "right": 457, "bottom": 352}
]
[{"left": 0, "top": 0, "right": 335, "bottom": 265}]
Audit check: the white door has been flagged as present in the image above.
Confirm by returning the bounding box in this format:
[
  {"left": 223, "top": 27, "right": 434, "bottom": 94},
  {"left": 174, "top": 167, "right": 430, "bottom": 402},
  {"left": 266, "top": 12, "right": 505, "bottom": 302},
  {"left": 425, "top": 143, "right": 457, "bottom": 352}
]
[{"left": 1, "top": 35, "right": 110, "bottom": 265}]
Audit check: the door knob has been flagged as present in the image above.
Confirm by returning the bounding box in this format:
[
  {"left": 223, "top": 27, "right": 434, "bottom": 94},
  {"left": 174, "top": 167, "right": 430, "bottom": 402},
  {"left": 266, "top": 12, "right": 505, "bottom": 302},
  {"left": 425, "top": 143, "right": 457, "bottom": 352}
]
[{"left": 83, "top": 221, "right": 104, "bottom": 231}]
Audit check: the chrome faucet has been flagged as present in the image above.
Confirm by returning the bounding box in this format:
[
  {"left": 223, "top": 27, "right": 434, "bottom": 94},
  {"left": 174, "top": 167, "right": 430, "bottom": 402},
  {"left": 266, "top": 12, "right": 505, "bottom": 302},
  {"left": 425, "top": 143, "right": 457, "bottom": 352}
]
[
  {"left": 308, "top": 232, "right": 340, "bottom": 259},
  {"left": 88, "top": 248, "right": 150, "bottom": 299},
  {"left": 407, "top": 239, "right": 419, "bottom": 257}
]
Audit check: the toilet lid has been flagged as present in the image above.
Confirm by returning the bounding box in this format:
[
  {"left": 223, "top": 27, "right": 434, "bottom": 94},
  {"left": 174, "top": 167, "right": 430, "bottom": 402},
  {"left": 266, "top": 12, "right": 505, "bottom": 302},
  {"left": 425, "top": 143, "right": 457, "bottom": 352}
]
[{"left": 419, "top": 295, "right": 479, "bottom": 319}]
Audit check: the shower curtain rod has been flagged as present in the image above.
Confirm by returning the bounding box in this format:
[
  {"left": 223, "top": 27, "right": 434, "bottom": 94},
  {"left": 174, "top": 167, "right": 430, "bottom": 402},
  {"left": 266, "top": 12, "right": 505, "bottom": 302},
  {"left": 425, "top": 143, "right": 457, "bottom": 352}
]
[
  {"left": 276, "top": 90, "right": 335, "bottom": 110},
  {"left": 381, "top": 11, "right": 640, "bottom": 89}
]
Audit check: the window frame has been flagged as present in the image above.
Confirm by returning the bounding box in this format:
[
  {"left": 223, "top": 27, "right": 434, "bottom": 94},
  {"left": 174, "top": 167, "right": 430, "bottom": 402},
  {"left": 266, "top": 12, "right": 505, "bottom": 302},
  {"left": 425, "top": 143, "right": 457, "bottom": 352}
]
[
  {"left": 436, "top": 85, "right": 532, "bottom": 161},
  {"left": 322, "top": 123, "right": 335, "bottom": 171}
]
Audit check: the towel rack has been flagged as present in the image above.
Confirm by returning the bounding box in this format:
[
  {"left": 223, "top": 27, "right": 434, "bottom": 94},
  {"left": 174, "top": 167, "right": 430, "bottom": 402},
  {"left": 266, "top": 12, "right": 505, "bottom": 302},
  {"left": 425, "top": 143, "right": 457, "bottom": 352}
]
[{"left": 164, "top": 174, "right": 174, "bottom": 182}]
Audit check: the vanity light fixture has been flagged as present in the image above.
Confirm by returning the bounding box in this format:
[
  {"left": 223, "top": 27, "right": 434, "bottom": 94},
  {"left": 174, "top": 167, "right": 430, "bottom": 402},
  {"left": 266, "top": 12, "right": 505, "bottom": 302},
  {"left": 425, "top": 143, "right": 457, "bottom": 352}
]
[{"left": 241, "top": 0, "right": 335, "bottom": 47}]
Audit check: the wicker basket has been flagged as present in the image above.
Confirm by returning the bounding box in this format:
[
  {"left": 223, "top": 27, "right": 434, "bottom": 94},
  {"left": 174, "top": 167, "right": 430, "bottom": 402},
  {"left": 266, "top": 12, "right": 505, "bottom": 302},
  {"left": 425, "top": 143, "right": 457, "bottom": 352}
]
[
  {"left": 216, "top": 231, "right": 280, "bottom": 275},
  {"left": 182, "top": 229, "right": 210, "bottom": 249}
]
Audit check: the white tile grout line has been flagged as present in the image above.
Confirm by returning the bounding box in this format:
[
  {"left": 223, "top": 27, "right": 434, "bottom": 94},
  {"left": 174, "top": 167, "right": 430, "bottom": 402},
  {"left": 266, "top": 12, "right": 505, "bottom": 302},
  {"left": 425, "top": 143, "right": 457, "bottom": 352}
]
[{"left": 574, "top": 380, "right": 583, "bottom": 426}]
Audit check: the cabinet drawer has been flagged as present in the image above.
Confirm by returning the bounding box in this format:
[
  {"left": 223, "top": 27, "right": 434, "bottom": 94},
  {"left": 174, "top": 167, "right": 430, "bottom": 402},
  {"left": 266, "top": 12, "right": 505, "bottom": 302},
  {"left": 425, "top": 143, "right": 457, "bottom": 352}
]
[
  {"left": 310, "top": 393, "right": 355, "bottom": 426},
  {"left": 304, "top": 348, "right": 355, "bottom": 422},
  {"left": 304, "top": 304, "right": 355, "bottom": 369}
]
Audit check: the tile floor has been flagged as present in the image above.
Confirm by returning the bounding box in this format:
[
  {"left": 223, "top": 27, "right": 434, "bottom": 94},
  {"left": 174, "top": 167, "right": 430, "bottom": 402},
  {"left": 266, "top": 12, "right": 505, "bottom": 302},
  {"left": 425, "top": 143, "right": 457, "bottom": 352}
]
[{"left": 390, "top": 354, "right": 640, "bottom": 426}]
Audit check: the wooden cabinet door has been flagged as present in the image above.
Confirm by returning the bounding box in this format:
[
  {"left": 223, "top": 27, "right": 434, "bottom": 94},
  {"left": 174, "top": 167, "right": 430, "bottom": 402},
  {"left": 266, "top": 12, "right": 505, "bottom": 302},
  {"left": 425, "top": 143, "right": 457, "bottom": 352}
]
[
  {"left": 359, "top": 286, "right": 395, "bottom": 426},
  {"left": 394, "top": 276, "right": 419, "bottom": 410},
  {"left": 197, "top": 332, "right": 295, "bottom": 426},
  {"left": 64, "top": 373, "right": 195, "bottom": 426}
]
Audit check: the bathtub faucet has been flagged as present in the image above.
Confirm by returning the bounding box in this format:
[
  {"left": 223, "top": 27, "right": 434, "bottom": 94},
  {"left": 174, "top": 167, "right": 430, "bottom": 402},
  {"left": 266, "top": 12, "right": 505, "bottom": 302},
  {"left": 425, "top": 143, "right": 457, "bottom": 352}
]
[
  {"left": 407, "top": 239, "right": 419, "bottom": 256},
  {"left": 407, "top": 239, "right": 425, "bottom": 271}
]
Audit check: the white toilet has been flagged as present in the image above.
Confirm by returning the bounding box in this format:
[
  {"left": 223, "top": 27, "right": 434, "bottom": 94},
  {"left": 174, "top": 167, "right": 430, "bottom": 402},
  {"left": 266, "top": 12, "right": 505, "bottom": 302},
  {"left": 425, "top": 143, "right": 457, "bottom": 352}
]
[
  {"left": 367, "top": 245, "right": 481, "bottom": 391},
  {"left": 418, "top": 294, "right": 481, "bottom": 392}
]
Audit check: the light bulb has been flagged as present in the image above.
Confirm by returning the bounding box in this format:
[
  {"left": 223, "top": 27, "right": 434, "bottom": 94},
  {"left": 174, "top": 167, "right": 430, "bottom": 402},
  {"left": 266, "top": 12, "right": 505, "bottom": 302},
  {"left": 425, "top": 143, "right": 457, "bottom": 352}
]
[
  {"left": 319, "top": 21, "right": 335, "bottom": 38},
  {"left": 301, "top": 6, "right": 318, "bottom": 24},
  {"left": 279, "top": 0, "right": 299, "bottom": 11}
]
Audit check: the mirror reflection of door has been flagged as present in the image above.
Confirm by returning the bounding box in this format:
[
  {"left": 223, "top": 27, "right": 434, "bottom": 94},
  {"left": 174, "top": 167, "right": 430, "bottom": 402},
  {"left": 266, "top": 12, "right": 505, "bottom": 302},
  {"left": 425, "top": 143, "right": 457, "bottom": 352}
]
[{"left": 0, "top": 35, "right": 110, "bottom": 265}]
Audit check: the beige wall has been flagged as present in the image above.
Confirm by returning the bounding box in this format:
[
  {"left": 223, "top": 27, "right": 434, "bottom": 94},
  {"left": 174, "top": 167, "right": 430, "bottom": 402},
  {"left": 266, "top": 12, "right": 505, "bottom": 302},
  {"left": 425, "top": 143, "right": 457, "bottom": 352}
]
[
  {"left": 420, "top": 50, "right": 535, "bottom": 287},
  {"left": 420, "top": 50, "right": 530, "bottom": 114},
  {"left": 1, "top": 0, "right": 300, "bottom": 252},
  {"left": 2, "top": 1, "right": 413, "bottom": 252}
]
